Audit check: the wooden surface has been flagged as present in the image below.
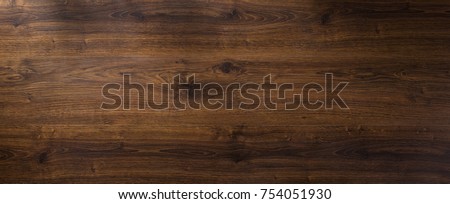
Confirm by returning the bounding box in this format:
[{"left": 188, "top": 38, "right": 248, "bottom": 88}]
[{"left": 1, "top": 0, "right": 450, "bottom": 183}]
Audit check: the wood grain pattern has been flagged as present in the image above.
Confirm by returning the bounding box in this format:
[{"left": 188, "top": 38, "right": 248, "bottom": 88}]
[{"left": 0, "top": 0, "right": 450, "bottom": 183}]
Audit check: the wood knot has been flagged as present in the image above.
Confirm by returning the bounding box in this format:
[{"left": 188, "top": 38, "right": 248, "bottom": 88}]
[
  {"left": 38, "top": 152, "right": 48, "bottom": 164},
  {"left": 12, "top": 18, "right": 22, "bottom": 27},
  {"left": 2, "top": 74, "right": 24, "bottom": 83},
  {"left": 321, "top": 13, "right": 331, "bottom": 25},
  {"left": 230, "top": 150, "right": 251, "bottom": 164},
  {"left": 213, "top": 61, "right": 245, "bottom": 75},
  {"left": 320, "top": 9, "right": 334, "bottom": 25},
  {"left": 227, "top": 8, "right": 240, "bottom": 20}
]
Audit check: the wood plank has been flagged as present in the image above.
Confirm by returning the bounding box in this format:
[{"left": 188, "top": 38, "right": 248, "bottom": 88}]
[{"left": 0, "top": 0, "right": 449, "bottom": 183}]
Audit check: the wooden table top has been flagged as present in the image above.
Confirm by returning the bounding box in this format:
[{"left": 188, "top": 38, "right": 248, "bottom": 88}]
[{"left": 0, "top": 0, "right": 449, "bottom": 183}]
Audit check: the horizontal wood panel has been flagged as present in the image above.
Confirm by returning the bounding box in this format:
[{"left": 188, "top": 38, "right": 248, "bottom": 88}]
[{"left": 0, "top": 0, "right": 449, "bottom": 183}]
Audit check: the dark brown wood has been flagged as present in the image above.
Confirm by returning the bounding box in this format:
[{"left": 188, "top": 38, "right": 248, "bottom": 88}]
[{"left": 0, "top": 0, "right": 449, "bottom": 183}]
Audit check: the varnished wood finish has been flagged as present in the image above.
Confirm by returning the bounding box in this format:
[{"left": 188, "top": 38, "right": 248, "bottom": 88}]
[{"left": 1, "top": 0, "right": 450, "bottom": 183}]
